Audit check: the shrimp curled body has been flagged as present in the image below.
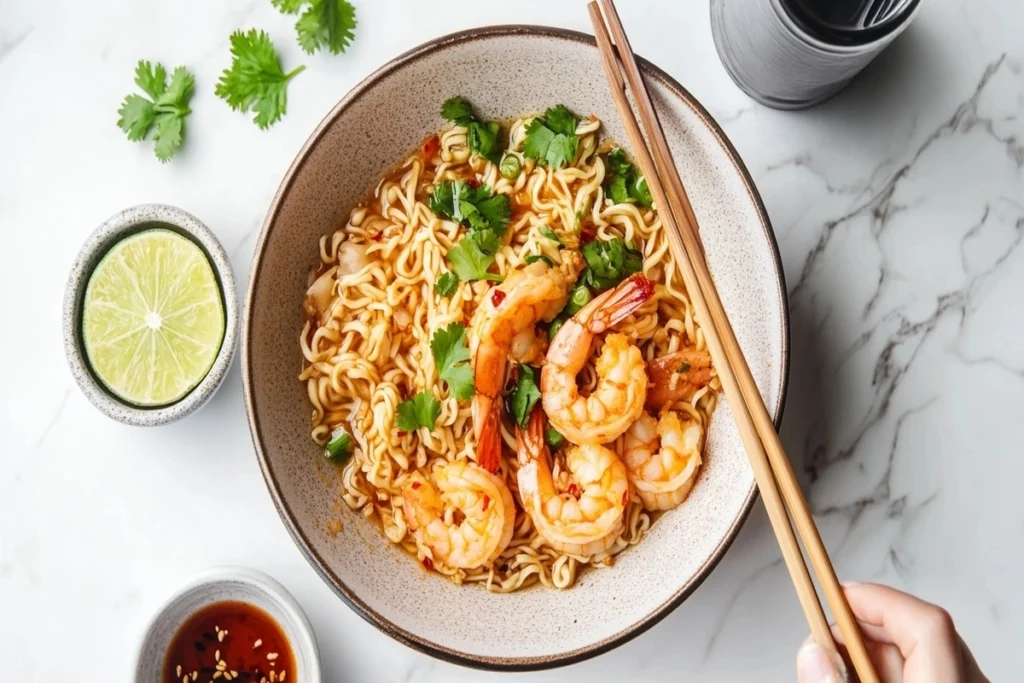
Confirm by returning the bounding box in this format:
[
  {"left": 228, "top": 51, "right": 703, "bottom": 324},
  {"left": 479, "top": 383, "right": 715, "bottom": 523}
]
[
  {"left": 623, "top": 410, "right": 703, "bottom": 511},
  {"left": 542, "top": 274, "right": 654, "bottom": 445},
  {"left": 401, "top": 460, "right": 515, "bottom": 570},
  {"left": 516, "top": 408, "right": 629, "bottom": 556}
]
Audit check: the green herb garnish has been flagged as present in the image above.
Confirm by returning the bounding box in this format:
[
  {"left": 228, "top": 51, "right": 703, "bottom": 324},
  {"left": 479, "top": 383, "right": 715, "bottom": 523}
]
[
  {"left": 499, "top": 154, "right": 522, "bottom": 179},
  {"left": 525, "top": 254, "right": 555, "bottom": 267},
  {"left": 508, "top": 365, "right": 542, "bottom": 428},
  {"left": 215, "top": 29, "right": 306, "bottom": 129},
  {"left": 396, "top": 391, "right": 441, "bottom": 432},
  {"left": 116, "top": 60, "right": 195, "bottom": 162},
  {"left": 547, "top": 315, "right": 567, "bottom": 341},
  {"left": 565, "top": 284, "right": 592, "bottom": 315},
  {"left": 434, "top": 272, "right": 459, "bottom": 298},
  {"left": 604, "top": 148, "right": 653, "bottom": 208},
  {"left": 430, "top": 323, "right": 474, "bottom": 401},
  {"left": 440, "top": 96, "right": 502, "bottom": 161},
  {"left": 677, "top": 362, "right": 692, "bottom": 373},
  {"left": 523, "top": 105, "right": 580, "bottom": 168},
  {"left": 324, "top": 425, "right": 354, "bottom": 461},
  {"left": 580, "top": 238, "right": 644, "bottom": 291},
  {"left": 544, "top": 427, "right": 565, "bottom": 449},
  {"left": 446, "top": 231, "right": 503, "bottom": 283},
  {"left": 273, "top": 0, "right": 357, "bottom": 55},
  {"left": 429, "top": 181, "right": 510, "bottom": 236},
  {"left": 540, "top": 226, "right": 562, "bottom": 244}
]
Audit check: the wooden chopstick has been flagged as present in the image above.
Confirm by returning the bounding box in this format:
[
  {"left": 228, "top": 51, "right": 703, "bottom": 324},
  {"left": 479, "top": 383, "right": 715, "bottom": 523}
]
[{"left": 589, "top": 3, "right": 878, "bottom": 681}]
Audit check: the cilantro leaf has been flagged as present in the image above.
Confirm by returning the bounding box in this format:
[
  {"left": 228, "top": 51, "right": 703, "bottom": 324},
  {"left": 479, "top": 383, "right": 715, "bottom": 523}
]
[
  {"left": 543, "top": 104, "right": 578, "bottom": 136},
  {"left": 441, "top": 96, "right": 475, "bottom": 125},
  {"left": 215, "top": 29, "right": 306, "bottom": 129},
  {"left": 508, "top": 365, "right": 542, "bottom": 428},
  {"left": 272, "top": 0, "right": 306, "bottom": 11},
  {"left": 446, "top": 231, "right": 502, "bottom": 283},
  {"left": 434, "top": 272, "right": 459, "bottom": 298},
  {"left": 295, "top": 0, "right": 357, "bottom": 55},
  {"left": 545, "top": 427, "right": 566, "bottom": 449},
  {"left": 468, "top": 120, "right": 502, "bottom": 162},
  {"left": 134, "top": 60, "right": 167, "bottom": 100},
  {"left": 396, "top": 391, "right": 441, "bottom": 432},
  {"left": 603, "top": 148, "right": 653, "bottom": 208},
  {"left": 431, "top": 323, "right": 475, "bottom": 401},
  {"left": 431, "top": 181, "right": 510, "bottom": 236},
  {"left": 580, "top": 238, "right": 644, "bottom": 290},
  {"left": 521, "top": 106, "right": 580, "bottom": 169},
  {"left": 117, "top": 60, "right": 194, "bottom": 162}
]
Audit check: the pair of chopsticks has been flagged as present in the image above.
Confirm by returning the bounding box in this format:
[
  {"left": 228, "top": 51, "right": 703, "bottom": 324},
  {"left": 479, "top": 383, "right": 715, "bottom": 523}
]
[{"left": 589, "top": 2, "right": 877, "bottom": 681}]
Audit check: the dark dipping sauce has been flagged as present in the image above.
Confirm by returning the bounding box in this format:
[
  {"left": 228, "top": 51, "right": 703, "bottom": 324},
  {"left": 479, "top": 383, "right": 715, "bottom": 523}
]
[{"left": 162, "top": 601, "right": 295, "bottom": 683}]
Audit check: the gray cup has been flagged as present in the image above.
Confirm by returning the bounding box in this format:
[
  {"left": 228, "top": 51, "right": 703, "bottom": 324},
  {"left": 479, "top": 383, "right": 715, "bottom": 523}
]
[{"left": 711, "top": 0, "right": 923, "bottom": 109}]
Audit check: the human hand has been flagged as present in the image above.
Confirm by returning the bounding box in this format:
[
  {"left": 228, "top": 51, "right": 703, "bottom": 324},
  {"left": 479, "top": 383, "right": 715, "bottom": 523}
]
[{"left": 795, "top": 583, "right": 988, "bottom": 683}]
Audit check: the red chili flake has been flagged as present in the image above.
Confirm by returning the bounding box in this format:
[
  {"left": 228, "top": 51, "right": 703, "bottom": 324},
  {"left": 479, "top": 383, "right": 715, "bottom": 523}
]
[
  {"left": 397, "top": 430, "right": 407, "bottom": 437},
  {"left": 411, "top": 481, "right": 421, "bottom": 490},
  {"left": 466, "top": 178, "right": 480, "bottom": 189},
  {"left": 622, "top": 490, "right": 629, "bottom": 506},
  {"left": 421, "top": 135, "right": 440, "bottom": 162},
  {"left": 579, "top": 229, "right": 596, "bottom": 245},
  {"left": 491, "top": 289, "right": 506, "bottom": 306},
  {"left": 370, "top": 231, "right": 383, "bottom": 242},
  {"left": 568, "top": 483, "right": 581, "bottom": 499},
  {"left": 482, "top": 495, "right": 490, "bottom": 511},
  {"left": 422, "top": 557, "right": 434, "bottom": 571}
]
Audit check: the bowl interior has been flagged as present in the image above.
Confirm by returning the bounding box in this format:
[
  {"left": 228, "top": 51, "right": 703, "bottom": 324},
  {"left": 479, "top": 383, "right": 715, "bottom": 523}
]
[{"left": 245, "top": 27, "right": 787, "bottom": 669}]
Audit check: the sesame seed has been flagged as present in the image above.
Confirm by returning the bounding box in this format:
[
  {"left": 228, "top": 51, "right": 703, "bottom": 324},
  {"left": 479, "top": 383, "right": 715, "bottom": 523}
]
[
  {"left": 217, "top": 661, "right": 227, "bottom": 671},
  {"left": 213, "top": 674, "right": 222, "bottom": 680},
  {"left": 214, "top": 625, "right": 219, "bottom": 631},
  {"left": 218, "top": 631, "right": 225, "bottom": 642},
  {"left": 266, "top": 652, "right": 278, "bottom": 661},
  {"left": 269, "top": 674, "right": 276, "bottom": 683},
  {"left": 230, "top": 672, "right": 238, "bottom": 678},
  {"left": 182, "top": 676, "right": 188, "bottom": 683},
  {"left": 279, "top": 673, "right": 286, "bottom": 681},
  {"left": 261, "top": 678, "right": 267, "bottom": 683},
  {"left": 253, "top": 639, "right": 262, "bottom": 649},
  {"left": 192, "top": 673, "right": 198, "bottom": 681},
  {"left": 177, "top": 665, "right": 182, "bottom": 677},
  {"left": 214, "top": 650, "right": 220, "bottom": 662}
]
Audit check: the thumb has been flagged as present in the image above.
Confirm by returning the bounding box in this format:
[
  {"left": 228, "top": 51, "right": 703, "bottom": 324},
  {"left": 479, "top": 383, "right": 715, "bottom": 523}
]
[{"left": 797, "top": 640, "right": 844, "bottom": 683}]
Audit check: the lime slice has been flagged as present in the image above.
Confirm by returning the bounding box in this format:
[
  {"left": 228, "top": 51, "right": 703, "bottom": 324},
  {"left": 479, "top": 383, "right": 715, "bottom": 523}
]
[{"left": 82, "top": 229, "right": 225, "bottom": 407}]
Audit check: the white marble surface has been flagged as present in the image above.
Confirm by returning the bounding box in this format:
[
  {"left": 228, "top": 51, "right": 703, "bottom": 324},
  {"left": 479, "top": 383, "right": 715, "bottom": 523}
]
[{"left": 1, "top": 0, "right": 1021, "bottom": 680}]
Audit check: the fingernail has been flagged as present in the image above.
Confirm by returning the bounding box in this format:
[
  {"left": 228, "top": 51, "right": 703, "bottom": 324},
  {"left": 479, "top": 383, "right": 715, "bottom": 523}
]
[
  {"left": 797, "top": 641, "right": 842, "bottom": 683},
  {"left": 841, "top": 580, "right": 861, "bottom": 588}
]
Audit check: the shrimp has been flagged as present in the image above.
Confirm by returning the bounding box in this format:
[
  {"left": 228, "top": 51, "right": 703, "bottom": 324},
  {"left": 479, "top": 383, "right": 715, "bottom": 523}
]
[
  {"left": 471, "top": 255, "right": 583, "bottom": 472},
  {"left": 645, "top": 349, "right": 714, "bottom": 409},
  {"left": 622, "top": 410, "right": 704, "bottom": 511},
  {"left": 516, "top": 407, "right": 629, "bottom": 556},
  {"left": 401, "top": 460, "right": 515, "bottom": 570},
  {"left": 541, "top": 274, "right": 654, "bottom": 445}
]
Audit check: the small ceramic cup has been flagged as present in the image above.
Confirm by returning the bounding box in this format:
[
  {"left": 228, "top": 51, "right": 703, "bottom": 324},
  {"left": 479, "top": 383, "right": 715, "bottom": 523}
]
[
  {"left": 62, "top": 204, "right": 239, "bottom": 426},
  {"left": 134, "top": 566, "right": 322, "bottom": 683}
]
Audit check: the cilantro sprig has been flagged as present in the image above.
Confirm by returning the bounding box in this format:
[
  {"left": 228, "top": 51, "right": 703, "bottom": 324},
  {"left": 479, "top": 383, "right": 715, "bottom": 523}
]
[
  {"left": 431, "top": 323, "right": 475, "bottom": 401},
  {"left": 446, "top": 232, "right": 503, "bottom": 283},
  {"left": 431, "top": 181, "right": 510, "bottom": 283},
  {"left": 215, "top": 29, "right": 306, "bottom": 129},
  {"left": 508, "top": 364, "right": 542, "bottom": 428},
  {"left": 523, "top": 105, "right": 580, "bottom": 169},
  {"left": 273, "top": 0, "right": 358, "bottom": 55},
  {"left": 434, "top": 272, "right": 459, "bottom": 298},
  {"left": 604, "top": 148, "right": 653, "bottom": 208},
  {"left": 441, "top": 96, "right": 502, "bottom": 162},
  {"left": 117, "top": 60, "right": 195, "bottom": 162},
  {"left": 580, "top": 238, "right": 644, "bottom": 291},
  {"left": 395, "top": 391, "right": 441, "bottom": 432}
]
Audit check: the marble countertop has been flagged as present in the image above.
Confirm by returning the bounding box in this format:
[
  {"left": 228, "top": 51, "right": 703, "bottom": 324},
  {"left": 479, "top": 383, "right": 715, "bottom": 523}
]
[{"left": 2, "top": 0, "right": 1021, "bottom": 680}]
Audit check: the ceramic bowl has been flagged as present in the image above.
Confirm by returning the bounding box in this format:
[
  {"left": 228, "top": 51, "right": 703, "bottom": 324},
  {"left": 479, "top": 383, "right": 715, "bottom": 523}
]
[
  {"left": 63, "top": 203, "right": 239, "bottom": 426},
  {"left": 243, "top": 25, "right": 789, "bottom": 670},
  {"left": 134, "top": 567, "right": 321, "bottom": 683}
]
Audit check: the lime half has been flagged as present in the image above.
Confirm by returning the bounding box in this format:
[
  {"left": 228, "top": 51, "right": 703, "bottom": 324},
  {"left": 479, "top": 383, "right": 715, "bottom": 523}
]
[{"left": 82, "top": 229, "right": 225, "bottom": 407}]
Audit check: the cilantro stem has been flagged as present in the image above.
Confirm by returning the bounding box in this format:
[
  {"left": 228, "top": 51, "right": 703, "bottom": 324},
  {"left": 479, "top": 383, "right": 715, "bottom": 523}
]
[{"left": 285, "top": 64, "right": 307, "bottom": 81}]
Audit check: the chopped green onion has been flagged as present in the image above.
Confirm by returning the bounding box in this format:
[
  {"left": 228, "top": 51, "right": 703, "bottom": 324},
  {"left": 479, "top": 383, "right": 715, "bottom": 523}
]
[
  {"left": 565, "top": 284, "right": 592, "bottom": 316},
  {"left": 545, "top": 427, "right": 565, "bottom": 449},
  {"left": 499, "top": 154, "right": 522, "bottom": 179},
  {"left": 540, "top": 226, "right": 562, "bottom": 244},
  {"left": 677, "top": 362, "right": 692, "bottom": 373},
  {"left": 525, "top": 254, "right": 555, "bottom": 266},
  {"left": 325, "top": 426, "right": 354, "bottom": 461},
  {"left": 548, "top": 316, "right": 567, "bottom": 341}
]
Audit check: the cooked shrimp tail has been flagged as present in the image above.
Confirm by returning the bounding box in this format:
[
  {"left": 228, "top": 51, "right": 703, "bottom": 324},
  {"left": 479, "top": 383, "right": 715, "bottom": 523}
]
[
  {"left": 577, "top": 273, "right": 655, "bottom": 333},
  {"left": 475, "top": 396, "right": 503, "bottom": 473},
  {"left": 515, "top": 403, "right": 549, "bottom": 466}
]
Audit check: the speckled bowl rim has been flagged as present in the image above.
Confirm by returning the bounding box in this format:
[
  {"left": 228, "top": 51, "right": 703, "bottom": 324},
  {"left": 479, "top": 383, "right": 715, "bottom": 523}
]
[
  {"left": 63, "top": 204, "right": 239, "bottom": 426},
  {"left": 132, "top": 566, "right": 322, "bottom": 683},
  {"left": 243, "top": 25, "right": 790, "bottom": 671}
]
